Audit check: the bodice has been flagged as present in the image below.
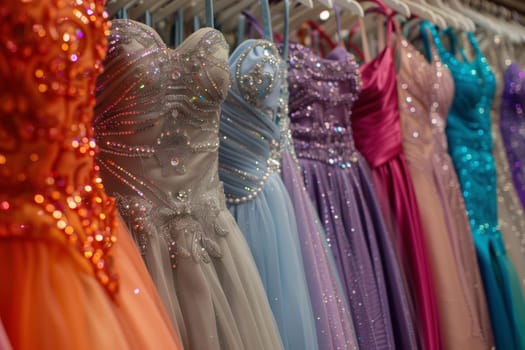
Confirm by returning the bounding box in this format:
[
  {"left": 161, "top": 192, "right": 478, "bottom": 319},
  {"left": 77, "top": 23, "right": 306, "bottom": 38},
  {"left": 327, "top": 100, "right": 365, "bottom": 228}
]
[
  {"left": 351, "top": 46, "right": 403, "bottom": 167},
  {"left": 434, "top": 29, "right": 498, "bottom": 232},
  {"left": 95, "top": 20, "right": 229, "bottom": 202},
  {"left": 436, "top": 31, "right": 496, "bottom": 153},
  {"left": 94, "top": 20, "right": 231, "bottom": 265},
  {"left": 0, "top": 0, "right": 118, "bottom": 295},
  {"left": 286, "top": 44, "right": 362, "bottom": 168},
  {"left": 218, "top": 39, "right": 284, "bottom": 203},
  {"left": 398, "top": 39, "right": 454, "bottom": 166}
]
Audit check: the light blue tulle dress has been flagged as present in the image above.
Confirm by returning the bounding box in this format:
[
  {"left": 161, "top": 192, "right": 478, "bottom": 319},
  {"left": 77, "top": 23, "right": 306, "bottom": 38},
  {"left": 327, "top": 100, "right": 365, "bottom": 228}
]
[
  {"left": 431, "top": 27, "right": 525, "bottom": 350},
  {"left": 218, "top": 39, "right": 319, "bottom": 350}
]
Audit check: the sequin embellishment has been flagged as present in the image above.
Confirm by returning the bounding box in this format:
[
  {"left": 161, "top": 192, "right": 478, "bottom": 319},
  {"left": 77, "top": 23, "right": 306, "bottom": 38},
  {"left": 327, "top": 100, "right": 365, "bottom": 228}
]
[
  {"left": 0, "top": 0, "right": 118, "bottom": 295},
  {"left": 94, "top": 20, "right": 231, "bottom": 268}
]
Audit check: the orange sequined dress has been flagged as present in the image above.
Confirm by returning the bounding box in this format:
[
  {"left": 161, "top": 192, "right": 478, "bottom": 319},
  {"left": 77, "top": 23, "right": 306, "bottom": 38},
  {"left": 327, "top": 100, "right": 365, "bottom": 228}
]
[{"left": 0, "top": 0, "right": 181, "bottom": 348}]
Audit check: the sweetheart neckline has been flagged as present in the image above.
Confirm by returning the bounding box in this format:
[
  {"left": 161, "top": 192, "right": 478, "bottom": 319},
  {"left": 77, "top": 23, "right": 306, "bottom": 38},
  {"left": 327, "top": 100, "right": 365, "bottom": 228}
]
[{"left": 111, "top": 19, "right": 224, "bottom": 54}]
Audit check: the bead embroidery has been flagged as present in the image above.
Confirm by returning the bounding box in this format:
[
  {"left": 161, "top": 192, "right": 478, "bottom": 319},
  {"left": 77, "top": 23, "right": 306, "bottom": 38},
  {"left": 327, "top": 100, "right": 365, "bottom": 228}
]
[
  {"left": 94, "top": 20, "right": 231, "bottom": 267},
  {"left": 285, "top": 43, "right": 362, "bottom": 167},
  {"left": 116, "top": 185, "right": 228, "bottom": 269},
  {"left": 220, "top": 40, "right": 286, "bottom": 204},
  {"left": 0, "top": 0, "right": 118, "bottom": 296}
]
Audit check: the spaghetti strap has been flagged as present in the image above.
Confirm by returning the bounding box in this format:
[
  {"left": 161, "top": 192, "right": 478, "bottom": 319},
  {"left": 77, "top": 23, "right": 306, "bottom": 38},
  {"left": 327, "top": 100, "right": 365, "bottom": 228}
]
[
  {"left": 467, "top": 32, "right": 482, "bottom": 56},
  {"left": 348, "top": 4, "right": 396, "bottom": 63},
  {"left": 420, "top": 21, "right": 439, "bottom": 63}
]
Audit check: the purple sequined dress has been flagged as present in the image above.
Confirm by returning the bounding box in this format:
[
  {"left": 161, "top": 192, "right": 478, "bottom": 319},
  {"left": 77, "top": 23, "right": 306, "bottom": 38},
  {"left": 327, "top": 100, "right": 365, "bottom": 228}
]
[
  {"left": 501, "top": 63, "right": 525, "bottom": 211},
  {"left": 285, "top": 43, "right": 418, "bottom": 350}
]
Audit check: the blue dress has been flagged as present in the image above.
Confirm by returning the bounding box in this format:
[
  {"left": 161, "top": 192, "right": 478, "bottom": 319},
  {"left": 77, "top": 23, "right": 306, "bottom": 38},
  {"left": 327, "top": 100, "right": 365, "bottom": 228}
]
[
  {"left": 218, "top": 39, "right": 319, "bottom": 350},
  {"left": 431, "top": 28, "right": 525, "bottom": 349}
]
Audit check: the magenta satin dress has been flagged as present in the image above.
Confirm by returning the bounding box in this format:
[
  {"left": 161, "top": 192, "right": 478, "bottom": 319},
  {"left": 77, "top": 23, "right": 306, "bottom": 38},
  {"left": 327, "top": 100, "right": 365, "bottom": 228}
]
[{"left": 350, "top": 17, "right": 441, "bottom": 350}]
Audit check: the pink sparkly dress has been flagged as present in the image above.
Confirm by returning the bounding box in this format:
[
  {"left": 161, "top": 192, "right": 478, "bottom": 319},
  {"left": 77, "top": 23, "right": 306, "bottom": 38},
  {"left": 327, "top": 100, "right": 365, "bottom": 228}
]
[
  {"left": 0, "top": 1, "right": 182, "bottom": 349},
  {"left": 398, "top": 23, "right": 494, "bottom": 349},
  {"left": 94, "top": 20, "right": 283, "bottom": 350}
]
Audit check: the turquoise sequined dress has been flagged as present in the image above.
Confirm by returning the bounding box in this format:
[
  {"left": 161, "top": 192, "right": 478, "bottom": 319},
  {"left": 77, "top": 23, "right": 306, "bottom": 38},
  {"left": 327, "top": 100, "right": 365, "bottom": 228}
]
[{"left": 431, "top": 27, "right": 525, "bottom": 349}]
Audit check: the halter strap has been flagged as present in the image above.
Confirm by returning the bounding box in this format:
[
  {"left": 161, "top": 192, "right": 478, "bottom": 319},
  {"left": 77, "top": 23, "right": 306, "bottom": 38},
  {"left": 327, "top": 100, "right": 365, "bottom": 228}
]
[{"left": 205, "top": 0, "right": 214, "bottom": 28}]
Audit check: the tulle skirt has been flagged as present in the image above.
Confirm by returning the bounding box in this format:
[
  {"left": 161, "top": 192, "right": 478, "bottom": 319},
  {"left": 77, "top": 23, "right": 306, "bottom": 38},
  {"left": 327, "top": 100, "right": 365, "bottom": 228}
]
[
  {"left": 227, "top": 172, "right": 319, "bottom": 350},
  {"left": 299, "top": 154, "right": 418, "bottom": 350},
  {"left": 281, "top": 150, "right": 358, "bottom": 350},
  {"left": 0, "top": 215, "right": 181, "bottom": 350},
  {"left": 124, "top": 198, "right": 285, "bottom": 350}
]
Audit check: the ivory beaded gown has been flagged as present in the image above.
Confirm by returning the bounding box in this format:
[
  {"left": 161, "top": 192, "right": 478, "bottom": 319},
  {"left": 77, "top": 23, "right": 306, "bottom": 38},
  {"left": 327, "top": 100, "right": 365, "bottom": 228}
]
[
  {"left": 94, "top": 20, "right": 283, "bottom": 350},
  {"left": 398, "top": 24, "right": 494, "bottom": 349},
  {"left": 0, "top": 2, "right": 182, "bottom": 349}
]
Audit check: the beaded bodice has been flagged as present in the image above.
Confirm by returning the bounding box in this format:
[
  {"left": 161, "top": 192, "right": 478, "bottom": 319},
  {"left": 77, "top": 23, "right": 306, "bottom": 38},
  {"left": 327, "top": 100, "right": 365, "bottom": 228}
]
[
  {"left": 0, "top": 0, "right": 118, "bottom": 295},
  {"left": 434, "top": 29, "right": 498, "bottom": 233},
  {"left": 437, "top": 31, "right": 496, "bottom": 153},
  {"left": 286, "top": 44, "right": 361, "bottom": 168},
  {"left": 398, "top": 37, "right": 454, "bottom": 168},
  {"left": 94, "top": 20, "right": 231, "bottom": 267},
  {"left": 219, "top": 39, "right": 285, "bottom": 203}
]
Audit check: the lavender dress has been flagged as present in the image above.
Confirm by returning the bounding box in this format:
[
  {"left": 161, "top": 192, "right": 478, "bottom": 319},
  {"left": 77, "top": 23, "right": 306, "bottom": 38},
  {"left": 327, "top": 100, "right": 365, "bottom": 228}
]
[{"left": 286, "top": 43, "right": 418, "bottom": 350}]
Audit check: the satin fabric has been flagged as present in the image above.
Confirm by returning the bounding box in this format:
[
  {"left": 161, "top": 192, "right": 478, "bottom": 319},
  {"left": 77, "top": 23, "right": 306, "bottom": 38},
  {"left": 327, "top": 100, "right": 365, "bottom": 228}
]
[{"left": 350, "top": 26, "right": 441, "bottom": 350}]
